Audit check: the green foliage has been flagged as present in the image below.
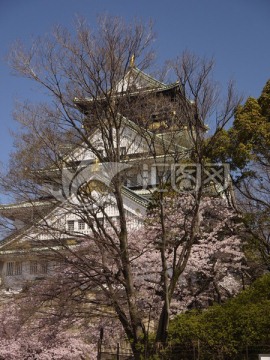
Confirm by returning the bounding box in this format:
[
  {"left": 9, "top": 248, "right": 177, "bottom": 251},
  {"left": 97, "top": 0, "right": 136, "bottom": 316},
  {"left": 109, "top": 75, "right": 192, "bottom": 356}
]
[
  {"left": 258, "top": 79, "right": 270, "bottom": 118},
  {"left": 208, "top": 80, "right": 270, "bottom": 172},
  {"left": 168, "top": 274, "right": 270, "bottom": 359}
]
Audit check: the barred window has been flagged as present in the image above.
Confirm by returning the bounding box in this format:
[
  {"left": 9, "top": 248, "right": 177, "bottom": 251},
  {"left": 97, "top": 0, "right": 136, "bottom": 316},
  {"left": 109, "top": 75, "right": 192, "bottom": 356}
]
[
  {"left": 6, "top": 261, "right": 22, "bottom": 276},
  {"left": 67, "top": 220, "right": 75, "bottom": 232},
  {"left": 30, "top": 261, "right": 38, "bottom": 274},
  {"left": 15, "top": 262, "right": 22, "bottom": 275},
  {"left": 40, "top": 261, "right": 48, "bottom": 274},
  {"left": 6, "top": 262, "right": 14, "bottom": 276},
  {"left": 78, "top": 220, "right": 85, "bottom": 230}
]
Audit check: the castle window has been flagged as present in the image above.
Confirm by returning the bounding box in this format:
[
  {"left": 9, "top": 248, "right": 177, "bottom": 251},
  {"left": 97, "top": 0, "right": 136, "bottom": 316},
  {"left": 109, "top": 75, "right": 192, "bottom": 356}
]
[
  {"left": 30, "top": 261, "right": 38, "bottom": 274},
  {"left": 67, "top": 220, "right": 75, "bottom": 232},
  {"left": 6, "top": 261, "right": 22, "bottom": 276},
  {"left": 120, "top": 147, "right": 127, "bottom": 157},
  {"left": 14, "top": 262, "right": 22, "bottom": 275},
  {"left": 6, "top": 262, "right": 14, "bottom": 276},
  {"left": 128, "top": 174, "right": 138, "bottom": 188},
  {"left": 97, "top": 217, "right": 105, "bottom": 227},
  {"left": 78, "top": 220, "right": 85, "bottom": 230},
  {"left": 40, "top": 261, "right": 48, "bottom": 274}
]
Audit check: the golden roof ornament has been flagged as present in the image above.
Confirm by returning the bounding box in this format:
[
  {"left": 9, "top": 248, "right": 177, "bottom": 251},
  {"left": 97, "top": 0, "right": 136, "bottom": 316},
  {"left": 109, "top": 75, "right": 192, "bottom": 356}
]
[
  {"left": 92, "top": 157, "right": 99, "bottom": 172},
  {"left": 130, "top": 54, "right": 135, "bottom": 68}
]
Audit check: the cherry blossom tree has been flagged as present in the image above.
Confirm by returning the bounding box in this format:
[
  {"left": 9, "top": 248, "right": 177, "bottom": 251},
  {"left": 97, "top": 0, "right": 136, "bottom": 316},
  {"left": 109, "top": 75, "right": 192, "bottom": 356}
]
[
  {"left": 0, "top": 193, "right": 247, "bottom": 359},
  {"left": 0, "top": 300, "right": 96, "bottom": 360}
]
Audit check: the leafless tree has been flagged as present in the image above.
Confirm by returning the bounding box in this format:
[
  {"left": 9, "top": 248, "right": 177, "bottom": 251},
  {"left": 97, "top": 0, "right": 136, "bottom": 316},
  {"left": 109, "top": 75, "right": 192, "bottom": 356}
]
[{"left": 0, "top": 16, "right": 243, "bottom": 358}]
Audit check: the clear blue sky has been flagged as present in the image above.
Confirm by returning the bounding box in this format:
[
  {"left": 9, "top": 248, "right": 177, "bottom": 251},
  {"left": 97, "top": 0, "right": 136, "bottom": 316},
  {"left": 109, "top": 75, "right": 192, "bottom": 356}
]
[{"left": 0, "top": 0, "right": 270, "bottom": 202}]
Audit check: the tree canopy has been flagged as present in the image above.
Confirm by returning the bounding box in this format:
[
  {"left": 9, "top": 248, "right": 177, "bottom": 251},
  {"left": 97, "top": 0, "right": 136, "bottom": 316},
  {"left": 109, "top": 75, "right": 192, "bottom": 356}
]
[
  {"left": 208, "top": 79, "right": 270, "bottom": 271},
  {"left": 168, "top": 273, "right": 270, "bottom": 359}
]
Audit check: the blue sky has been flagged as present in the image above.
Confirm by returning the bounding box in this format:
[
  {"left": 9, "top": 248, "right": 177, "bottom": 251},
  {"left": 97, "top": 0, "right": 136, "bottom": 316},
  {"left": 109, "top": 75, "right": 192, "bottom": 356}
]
[{"left": 0, "top": 0, "right": 270, "bottom": 202}]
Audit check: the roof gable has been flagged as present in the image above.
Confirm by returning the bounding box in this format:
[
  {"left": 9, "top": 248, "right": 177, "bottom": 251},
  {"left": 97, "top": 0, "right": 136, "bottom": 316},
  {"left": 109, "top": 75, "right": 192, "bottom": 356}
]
[
  {"left": 0, "top": 186, "right": 148, "bottom": 253},
  {"left": 115, "top": 67, "right": 167, "bottom": 93}
]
